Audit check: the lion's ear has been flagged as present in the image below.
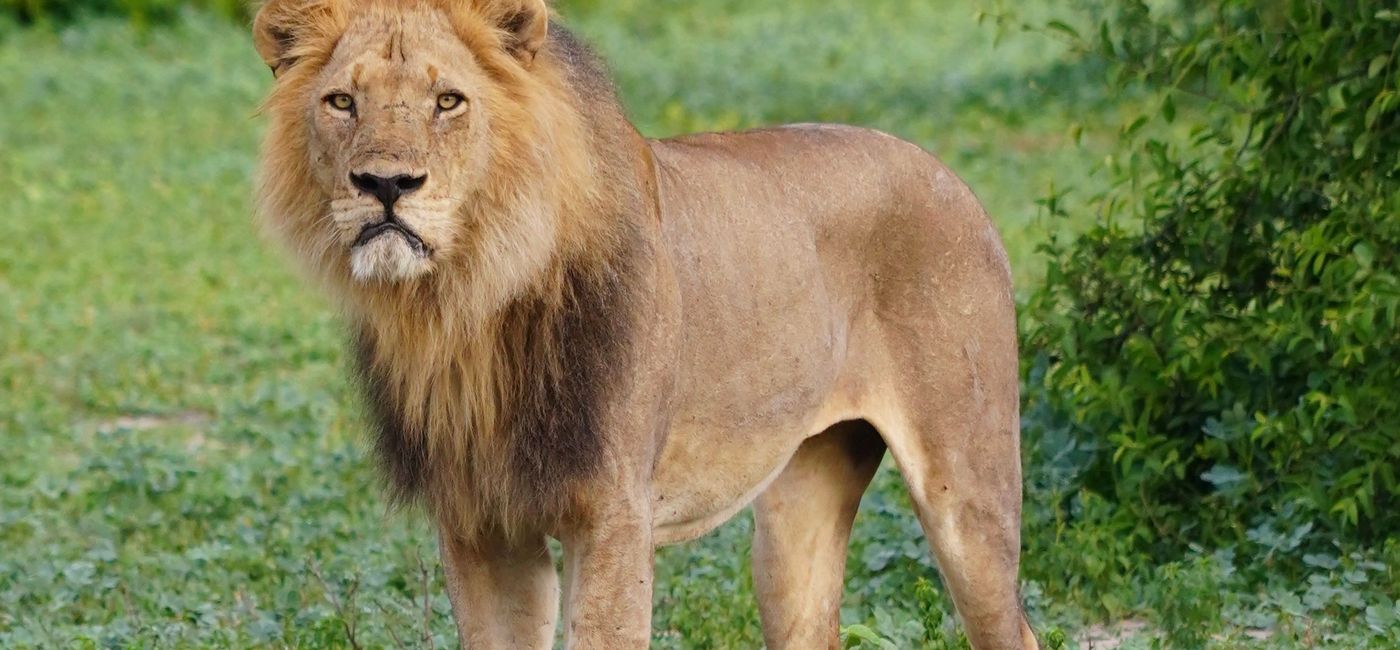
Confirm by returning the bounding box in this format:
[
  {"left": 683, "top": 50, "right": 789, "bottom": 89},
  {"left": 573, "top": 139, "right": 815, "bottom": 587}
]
[
  {"left": 253, "top": 0, "right": 344, "bottom": 77},
  {"left": 482, "top": 0, "right": 549, "bottom": 64}
]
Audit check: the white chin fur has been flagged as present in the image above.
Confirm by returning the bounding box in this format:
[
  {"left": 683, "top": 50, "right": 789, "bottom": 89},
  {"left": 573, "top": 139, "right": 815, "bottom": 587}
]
[{"left": 350, "top": 234, "right": 430, "bottom": 282}]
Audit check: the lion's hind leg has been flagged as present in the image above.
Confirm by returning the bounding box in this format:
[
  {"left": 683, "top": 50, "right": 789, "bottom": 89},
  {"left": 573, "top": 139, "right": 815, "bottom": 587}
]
[
  {"left": 872, "top": 313, "right": 1039, "bottom": 649},
  {"left": 751, "top": 420, "right": 886, "bottom": 650},
  {"left": 878, "top": 406, "right": 1039, "bottom": 650}
]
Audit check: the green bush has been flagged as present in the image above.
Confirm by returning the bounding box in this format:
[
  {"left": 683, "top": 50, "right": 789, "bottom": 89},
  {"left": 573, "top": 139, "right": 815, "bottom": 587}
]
[
  {"left": 1022, "top": 0, "right": 1400, "bottom": 558},
  {"left": 1, "top": 0, "right": 248, "bottom": 26}
]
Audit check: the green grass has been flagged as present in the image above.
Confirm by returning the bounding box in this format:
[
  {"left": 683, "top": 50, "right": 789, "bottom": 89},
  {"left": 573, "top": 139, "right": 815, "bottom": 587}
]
[{"left": 1, "top": 3, "right": 1396, "bottom": 648}]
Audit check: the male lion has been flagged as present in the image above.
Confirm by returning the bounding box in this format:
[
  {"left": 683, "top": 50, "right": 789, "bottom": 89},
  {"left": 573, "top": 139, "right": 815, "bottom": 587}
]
[{"left": 252, "top": 1, "right": 1038, "bottom": 648}]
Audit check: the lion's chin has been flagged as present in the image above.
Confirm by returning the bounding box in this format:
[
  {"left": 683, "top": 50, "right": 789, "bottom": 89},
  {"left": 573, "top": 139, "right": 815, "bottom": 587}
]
[{"left": 349, "top": 234, "right": 432, "bottom": 283}]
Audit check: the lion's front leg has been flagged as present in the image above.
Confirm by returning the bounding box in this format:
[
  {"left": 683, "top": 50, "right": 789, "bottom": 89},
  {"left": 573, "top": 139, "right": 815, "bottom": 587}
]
[
  {"left": 559, "top": 497, "right": 655, "bottom": 650},
  {"left": 438, "top": 526, "right": 559, "bottom": 650}
]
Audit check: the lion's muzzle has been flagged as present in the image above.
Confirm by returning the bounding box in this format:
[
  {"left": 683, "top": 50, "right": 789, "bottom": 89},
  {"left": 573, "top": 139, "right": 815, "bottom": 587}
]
[{"left": 347, "top": 170, "right": 432, "bottom": 260}]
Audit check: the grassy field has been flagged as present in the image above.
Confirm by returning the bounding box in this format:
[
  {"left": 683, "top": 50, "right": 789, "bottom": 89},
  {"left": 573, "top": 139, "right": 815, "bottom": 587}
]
[{"left": 2, "top": 2, "right": 1395, "bottom": 648}]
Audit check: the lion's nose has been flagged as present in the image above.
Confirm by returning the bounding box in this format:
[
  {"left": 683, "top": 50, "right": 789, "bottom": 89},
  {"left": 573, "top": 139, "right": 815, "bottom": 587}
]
[{"left": 350, "top": 172, "right": 427, "bottom": 209}]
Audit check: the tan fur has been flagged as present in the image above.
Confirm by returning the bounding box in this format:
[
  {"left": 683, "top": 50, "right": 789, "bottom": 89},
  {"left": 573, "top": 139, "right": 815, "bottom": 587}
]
[{"left": 253, "top": 1, "right": 1039, "bottom": 648}]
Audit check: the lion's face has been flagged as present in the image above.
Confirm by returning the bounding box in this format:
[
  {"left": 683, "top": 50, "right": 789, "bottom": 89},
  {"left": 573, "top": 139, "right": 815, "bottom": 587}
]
[
  {"left": 257, "top": 0, "right": 558, "bottom": 290},
  {"left": 303, "top": 9, "right": 493, "bottom": 282}
]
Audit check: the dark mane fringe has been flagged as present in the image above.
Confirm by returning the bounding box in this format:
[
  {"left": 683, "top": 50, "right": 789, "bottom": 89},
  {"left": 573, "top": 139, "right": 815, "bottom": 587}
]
[
  {"left": 353, "top": 327, "right": 427, "bottom": 501},
  {"left": 499, "top": 245, "right": 635, "bottom": 515}
]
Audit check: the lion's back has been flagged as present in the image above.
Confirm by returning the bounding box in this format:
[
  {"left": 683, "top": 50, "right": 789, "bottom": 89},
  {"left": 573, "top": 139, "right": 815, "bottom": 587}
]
[{"left": 649, "top": 121, "right": 1011, "bottom": 378}]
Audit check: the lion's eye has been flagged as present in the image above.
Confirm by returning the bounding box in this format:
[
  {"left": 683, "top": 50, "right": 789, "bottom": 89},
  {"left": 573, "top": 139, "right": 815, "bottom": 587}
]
[
  {"left": 327, "top": 94, "right": 355, "bottom": 112},
  {"left": 437, "top": 93, "right": 465, "bottom": 112}
]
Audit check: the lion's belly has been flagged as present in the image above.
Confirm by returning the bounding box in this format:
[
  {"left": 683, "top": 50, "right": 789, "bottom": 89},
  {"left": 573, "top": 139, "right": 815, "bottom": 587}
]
[
  {"left": 649, "top": 424, "right": 799, "bottom": 545},
  {"left": 647, "top": 325, "right": 867, "bottom": 545},
  {"left": 650, "top": 395, "right": 856, "bottom": 545}
]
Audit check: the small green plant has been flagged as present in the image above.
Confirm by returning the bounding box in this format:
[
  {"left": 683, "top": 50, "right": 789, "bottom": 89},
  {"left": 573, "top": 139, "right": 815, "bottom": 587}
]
[
  {"left": 841, "top": 623, "right": 899, "bottom": 650},
  {"left": 1147, "top": 552, "right": 1234, "bottom": 648},
  {"left": 1040, "top": 625, "right": 1069, "bottom": 650}
]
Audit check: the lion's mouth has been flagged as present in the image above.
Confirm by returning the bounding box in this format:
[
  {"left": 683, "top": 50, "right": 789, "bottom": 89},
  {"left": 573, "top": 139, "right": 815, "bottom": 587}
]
[{"left": 353, "top": 219, "right": 429, "bottom": 256}]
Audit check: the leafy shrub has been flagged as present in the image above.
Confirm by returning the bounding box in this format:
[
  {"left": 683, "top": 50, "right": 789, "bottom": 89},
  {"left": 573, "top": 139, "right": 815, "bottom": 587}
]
[
  {"left": 1022, "top": 0, "right": 1400, "bottom": 558},
  {"left": 1, "top": 0, "right": 248, "bottom": 26}
]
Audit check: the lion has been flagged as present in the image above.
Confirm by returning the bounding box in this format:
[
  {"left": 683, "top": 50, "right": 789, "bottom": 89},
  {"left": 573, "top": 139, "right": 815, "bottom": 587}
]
[{"left": 251, "top": 1, "right": 1038, "bottom": 648}]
